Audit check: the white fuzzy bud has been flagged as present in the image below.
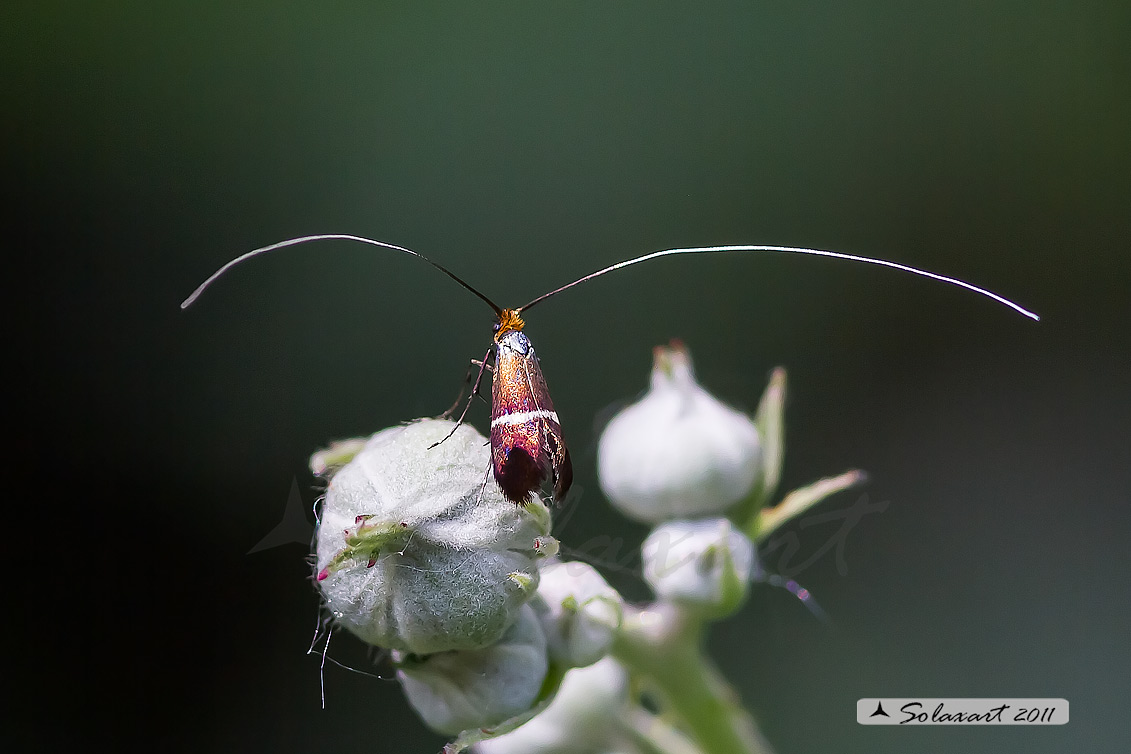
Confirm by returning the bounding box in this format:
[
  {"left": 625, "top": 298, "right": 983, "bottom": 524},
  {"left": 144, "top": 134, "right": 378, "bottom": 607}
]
[
  {"left": 598, "top": 342, "right": 763, "bottom": 523},
  {"left": 641, "top": 518, "right": 755, "bottom": 617},
  {"left": 472, "top": 656, "right": 629, "bottom": 754},
  {"left": 396, "top": 604, "right": 549, "bottom": 736},
  {"left": 314, "top": 419, "right": 554, "bottom": 654},
  {"left": 531, "top": 559, "right": 623, "bottom": 668}
]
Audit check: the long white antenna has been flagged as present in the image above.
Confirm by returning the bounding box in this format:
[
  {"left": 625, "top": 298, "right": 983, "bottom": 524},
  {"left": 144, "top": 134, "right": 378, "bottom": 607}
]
[
  {"left": 180, "top": 234, "right": 503, "bottom": 314},
  {"left": 184, "top": 235, "right": 1040, "bottom": 322},
  {"left": 519, "top": 244, "right": 1040, "bottom": 321}
]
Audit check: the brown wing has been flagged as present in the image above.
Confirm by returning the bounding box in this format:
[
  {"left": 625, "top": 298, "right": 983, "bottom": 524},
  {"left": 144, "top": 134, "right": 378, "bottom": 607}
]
[{"left": 489, "top": 335, "right": 570, "bottom": 503}]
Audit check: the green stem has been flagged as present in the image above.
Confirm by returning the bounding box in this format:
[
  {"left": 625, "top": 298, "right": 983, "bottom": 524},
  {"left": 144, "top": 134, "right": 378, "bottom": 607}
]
[{"left": 612, "top": 603, "right": 775, "bottom": 754}]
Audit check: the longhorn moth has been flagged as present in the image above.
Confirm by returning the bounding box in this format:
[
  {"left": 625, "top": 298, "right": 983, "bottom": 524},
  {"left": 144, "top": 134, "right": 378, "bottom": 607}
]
[{"left": 182, "top": 235, "right": 1038, "bottom": 504}]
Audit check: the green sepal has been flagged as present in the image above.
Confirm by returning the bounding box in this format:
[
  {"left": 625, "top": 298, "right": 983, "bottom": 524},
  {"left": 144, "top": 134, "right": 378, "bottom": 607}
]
[
  {"left": 522, "top": 497, "right": 553, "bottom": 533},
  {"left": 729, "top": 367, "right": 786, "bottom": 529},
  {"left": 506, "top": 571, "right": 537, "bottom": 597},
  {"left": 712, "top": 539, "right": 748, "bottom": 619},
  {"left": 317, "top": 518, "right": 412, "bottom": 580},
  {"left": 309, "top": 437, "right": 368, "bottom": 479},
  {"left": 748, "top": 470, "right": 867, "bottom": 543}
]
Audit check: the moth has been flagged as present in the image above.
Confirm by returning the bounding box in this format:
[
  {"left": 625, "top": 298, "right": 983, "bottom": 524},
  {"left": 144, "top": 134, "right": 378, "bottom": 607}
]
[{"left": 182, "top": 234, "right": 1038, "bottom": 505}]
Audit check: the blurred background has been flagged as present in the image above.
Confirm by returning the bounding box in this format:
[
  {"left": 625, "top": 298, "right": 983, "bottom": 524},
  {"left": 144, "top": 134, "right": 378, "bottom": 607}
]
[{"left": 7, "top": 2, "right": 1128, "bottom": 752}]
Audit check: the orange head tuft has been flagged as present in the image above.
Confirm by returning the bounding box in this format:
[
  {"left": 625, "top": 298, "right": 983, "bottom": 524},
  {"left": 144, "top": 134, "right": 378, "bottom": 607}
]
[{"left": 494, "top": 308, "right": 525, "bottom": 341}]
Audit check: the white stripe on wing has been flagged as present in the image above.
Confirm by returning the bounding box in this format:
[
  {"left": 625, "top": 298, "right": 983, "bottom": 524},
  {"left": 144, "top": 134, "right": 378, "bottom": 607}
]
[{"left": 491, "top": 409, "right": 560, "bottom": 427}]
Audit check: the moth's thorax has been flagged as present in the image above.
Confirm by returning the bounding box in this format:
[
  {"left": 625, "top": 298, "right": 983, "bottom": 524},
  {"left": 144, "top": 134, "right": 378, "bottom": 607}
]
[
  {"left": 496, "top": 329, "right": 532, "bottom": 357},
  {"left": 492, "top": 330, "right": 542, "bottom": 408}
]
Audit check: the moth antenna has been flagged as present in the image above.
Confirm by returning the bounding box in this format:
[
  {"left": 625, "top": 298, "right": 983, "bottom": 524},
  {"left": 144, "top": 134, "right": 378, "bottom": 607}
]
[
  {"left": 323, "top": 652, "right": 393, "bottom": 680},
  {"left": 319, "top": 624, "right": 331, "bottom": 709},
  {"left": 307, "top": 611, "right": 333, "bottom": 656},
  {"left": 180, "top": 233, "right": 503, "bottom": 316},
  {"left": 761, "top": 572, "right": 828, "bottom": 623},
  {"left": 517, "top": 244, "right": 1039, "bottom": 321}
]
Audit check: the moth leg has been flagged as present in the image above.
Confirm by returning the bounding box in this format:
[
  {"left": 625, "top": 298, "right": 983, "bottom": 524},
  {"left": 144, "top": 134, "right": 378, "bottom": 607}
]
[
  {"left": 431, "top": 346, "right": 494, "bottom": 449},
  {"left": 474, "top": 461, "right": 492, "bottom": 506},
  {"left": 439, "top": 352, "right": 494, "bottom": 420},
  {"left": 469, "top": 359, "right": 493, "bottom": 404}
]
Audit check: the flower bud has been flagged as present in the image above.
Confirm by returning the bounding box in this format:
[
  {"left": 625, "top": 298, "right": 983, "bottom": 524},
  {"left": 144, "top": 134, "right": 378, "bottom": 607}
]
[
  {"left": 531, "top": 559, "right": 623, "bottom": 668},
  {"left": 597, "top": 342, "right": 762, "bottom": 523},
  {"left": 641, "top": 518, "right": 755, "bottom": 617},
  {"left": 472, "top": 656, "right": 629, "bottom": 754},
  {"left": 396, "top": 604, "right": 549, "bottom": 736},
  {"left": 314, "top": 419, "right": 554, "bottom": 654}
]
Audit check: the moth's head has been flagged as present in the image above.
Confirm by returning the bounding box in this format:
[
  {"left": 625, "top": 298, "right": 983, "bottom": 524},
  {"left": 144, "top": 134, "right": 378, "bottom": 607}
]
[{"left": 493, "top": 308, "right": 525, "bottom": 342}]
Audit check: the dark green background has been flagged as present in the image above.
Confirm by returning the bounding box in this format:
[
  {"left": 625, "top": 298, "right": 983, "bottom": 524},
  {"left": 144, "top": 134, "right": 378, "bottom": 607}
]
[{"left": 8, "top": 2, "right": 1128, "bottom": 752}]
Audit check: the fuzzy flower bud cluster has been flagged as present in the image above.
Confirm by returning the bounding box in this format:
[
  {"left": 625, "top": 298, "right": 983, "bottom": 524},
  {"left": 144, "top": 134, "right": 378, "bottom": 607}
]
[
  {"left": 595, "top": 343, "right": 783, "bottom": 619},
  {"left": 314, "top": 419, "right": 625, "bottom": 740},
  {"left": 598, "top": 341, "right": 763, "bottom": 523}
]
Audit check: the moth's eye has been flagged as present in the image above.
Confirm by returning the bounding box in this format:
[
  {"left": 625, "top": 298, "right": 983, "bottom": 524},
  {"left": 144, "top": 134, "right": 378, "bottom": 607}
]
[{"left": 492, "top": 322, "right": 501, "bottom": 332}]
